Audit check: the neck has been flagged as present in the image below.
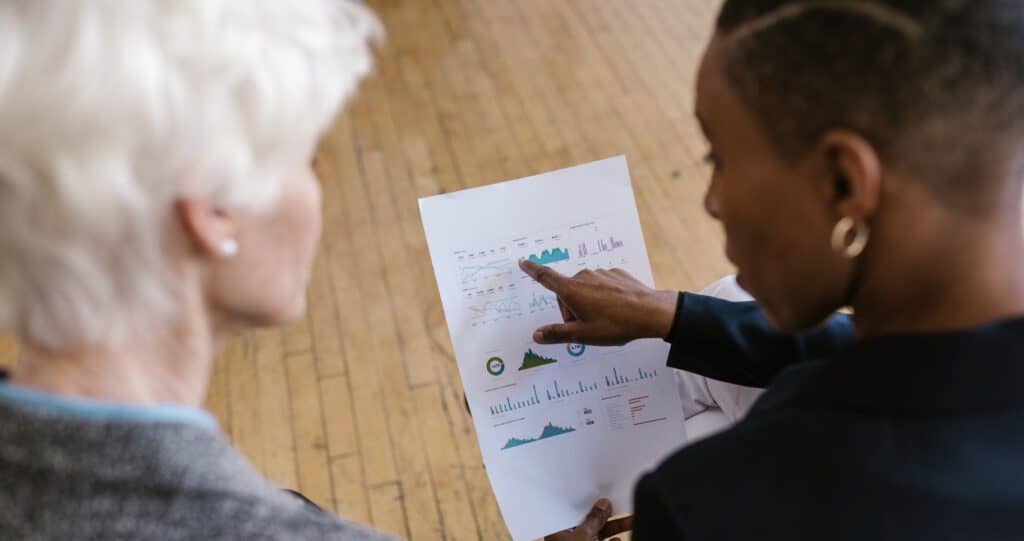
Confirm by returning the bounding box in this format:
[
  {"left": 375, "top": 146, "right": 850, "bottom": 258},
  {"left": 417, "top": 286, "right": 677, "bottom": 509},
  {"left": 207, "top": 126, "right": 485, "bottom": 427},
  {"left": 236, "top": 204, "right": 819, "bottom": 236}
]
[
  {"left": 10, "top": 338, "right": 213, "bottom": 407},
  {"left": 7, "top": 267, "right": 223, "bottom": 408},
  {"left": 853, "top": 207, "right": 1024, "bottom": 336}
]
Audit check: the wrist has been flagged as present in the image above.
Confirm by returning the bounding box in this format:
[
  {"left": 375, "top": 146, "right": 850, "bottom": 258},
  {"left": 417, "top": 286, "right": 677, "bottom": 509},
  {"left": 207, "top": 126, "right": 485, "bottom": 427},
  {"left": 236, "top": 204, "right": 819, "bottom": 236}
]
[{"left": 642, "top": 289, "right": 680, "bottom": 340}]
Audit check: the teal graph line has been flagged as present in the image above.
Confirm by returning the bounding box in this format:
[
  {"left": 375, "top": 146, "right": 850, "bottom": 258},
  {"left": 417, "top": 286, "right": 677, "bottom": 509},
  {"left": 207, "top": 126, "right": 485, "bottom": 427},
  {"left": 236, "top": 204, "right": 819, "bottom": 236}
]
[
  {"left": 501, "top": 422, "right": 576, "bottom": 450},
  {"left": 468, "top": 297, "right": 521, "bottom": 317},
  {"left": 529, "top": 292, "right": 558, "bottom": 310},
  {"left": 528, "top": 248, "right": 569, "bottom": 265},
  {"left": 460, "top": 259, "right": 514, "bottom": 283}
]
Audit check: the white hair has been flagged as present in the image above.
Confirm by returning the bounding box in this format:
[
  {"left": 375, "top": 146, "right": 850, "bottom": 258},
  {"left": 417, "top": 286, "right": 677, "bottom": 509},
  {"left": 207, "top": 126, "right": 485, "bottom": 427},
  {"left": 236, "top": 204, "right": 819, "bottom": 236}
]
[{"left": 0, "top": 0, "right": 381, "bottom": 350}]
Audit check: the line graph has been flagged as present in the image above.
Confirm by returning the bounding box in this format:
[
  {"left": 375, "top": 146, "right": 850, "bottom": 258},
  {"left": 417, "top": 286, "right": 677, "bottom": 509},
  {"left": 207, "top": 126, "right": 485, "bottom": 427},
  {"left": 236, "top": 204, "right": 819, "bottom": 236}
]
[
  {"left": 501, "top": 422, "right": 576, "bottom": 450},
  {"left": 529, "top": 291, "right": 558, "bottom": 311},
  {"left": 468, "top": 297, "right": 521, "bottom": 318},
  {"left": 459, "top": 259, "right": 515, "bottom": 284}
]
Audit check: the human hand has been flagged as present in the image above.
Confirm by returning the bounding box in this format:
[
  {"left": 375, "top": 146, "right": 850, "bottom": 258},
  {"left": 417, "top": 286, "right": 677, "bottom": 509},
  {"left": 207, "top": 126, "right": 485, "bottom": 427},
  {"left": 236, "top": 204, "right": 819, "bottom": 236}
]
[
  {"left": 519, "top": 259, "right": 679, "bottom": 346},
  {"left": 544, "top": 499, "right": 633, "bottom": 541}
]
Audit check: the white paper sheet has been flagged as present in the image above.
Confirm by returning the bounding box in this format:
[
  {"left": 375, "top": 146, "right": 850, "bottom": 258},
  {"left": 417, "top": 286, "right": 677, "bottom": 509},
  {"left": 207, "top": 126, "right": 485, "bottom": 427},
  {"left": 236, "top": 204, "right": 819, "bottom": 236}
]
[{"left": 419, "top": 156, "right": 687, "bottom": 541}]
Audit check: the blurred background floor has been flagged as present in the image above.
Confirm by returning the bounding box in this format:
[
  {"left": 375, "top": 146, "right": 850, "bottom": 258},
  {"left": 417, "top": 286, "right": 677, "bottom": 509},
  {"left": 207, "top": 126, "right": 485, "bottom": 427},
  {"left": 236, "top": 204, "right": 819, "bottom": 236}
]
[{"left": 0, "top": 1, "right": 730, "bottom": 539}]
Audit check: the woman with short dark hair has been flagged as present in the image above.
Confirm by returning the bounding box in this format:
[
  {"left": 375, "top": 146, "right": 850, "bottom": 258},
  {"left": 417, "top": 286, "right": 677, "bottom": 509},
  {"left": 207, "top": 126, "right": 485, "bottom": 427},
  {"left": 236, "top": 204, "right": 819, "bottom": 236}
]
[{"left": 539, "top": 1, "right": 1024, "bottom": 539}]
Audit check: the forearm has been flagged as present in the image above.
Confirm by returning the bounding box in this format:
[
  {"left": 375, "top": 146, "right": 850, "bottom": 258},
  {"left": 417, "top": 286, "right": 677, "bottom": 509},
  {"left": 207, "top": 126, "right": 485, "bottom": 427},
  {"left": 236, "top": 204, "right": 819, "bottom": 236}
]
[{"left": 664, "top": 293, "right": 856, "bottom": 388}]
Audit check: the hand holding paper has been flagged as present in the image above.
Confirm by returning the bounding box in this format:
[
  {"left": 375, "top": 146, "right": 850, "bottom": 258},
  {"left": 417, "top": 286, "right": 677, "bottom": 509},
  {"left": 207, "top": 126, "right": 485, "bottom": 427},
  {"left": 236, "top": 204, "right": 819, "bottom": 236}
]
[{"left": 542, "top": 499, "right": 633, "bottom": 541}]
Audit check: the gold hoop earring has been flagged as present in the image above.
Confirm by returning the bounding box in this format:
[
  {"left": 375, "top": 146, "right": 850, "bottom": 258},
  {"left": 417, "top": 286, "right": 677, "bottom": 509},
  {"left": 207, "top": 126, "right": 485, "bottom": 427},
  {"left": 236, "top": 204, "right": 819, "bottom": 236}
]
[{"left": 831, "top": 217, "right": 869, "bottom": 259}]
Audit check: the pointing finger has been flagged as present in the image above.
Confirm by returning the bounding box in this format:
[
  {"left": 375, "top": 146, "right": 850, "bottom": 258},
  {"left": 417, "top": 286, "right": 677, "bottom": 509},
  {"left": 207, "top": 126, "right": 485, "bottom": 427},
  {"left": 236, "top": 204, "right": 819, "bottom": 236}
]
[{"left": 519, "top": 259, "right": 570, "bottom": 294}]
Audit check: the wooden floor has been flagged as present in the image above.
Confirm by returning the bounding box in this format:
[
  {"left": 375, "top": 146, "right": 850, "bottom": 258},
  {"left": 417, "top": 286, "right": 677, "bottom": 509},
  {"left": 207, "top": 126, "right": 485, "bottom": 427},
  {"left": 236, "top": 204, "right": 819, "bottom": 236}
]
[{"left": 0, "top": 1, "right": 731, "bottom": 539}]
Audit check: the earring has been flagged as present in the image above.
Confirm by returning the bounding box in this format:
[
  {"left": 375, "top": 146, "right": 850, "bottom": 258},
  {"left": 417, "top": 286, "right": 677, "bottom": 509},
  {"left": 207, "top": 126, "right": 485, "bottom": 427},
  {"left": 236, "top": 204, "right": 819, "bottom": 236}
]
[
  {"left": 219, "top": 238, "right": 239, "bottom": 258},
  {"left": 831, "top": 217, "right": 869, "bottom": 259}
]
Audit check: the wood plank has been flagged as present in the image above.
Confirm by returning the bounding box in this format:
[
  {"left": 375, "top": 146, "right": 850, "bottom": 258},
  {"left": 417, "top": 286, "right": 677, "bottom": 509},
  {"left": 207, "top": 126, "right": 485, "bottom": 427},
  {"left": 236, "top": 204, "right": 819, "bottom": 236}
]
[
  {"left": 254, "top": 328, "right": 298, "bottom": 489},
  {"left": 287, "top": 351, "right": 334, "bottom": 510},
  {"left": 226, "top": 334, "right": 264, "bottom": 471},
  {"left": 324, "top": 121, "right": 400, "bottom": 487},
  {"left": 204, "top": 340, "right": 234, "bottom": 434},
  {"left": 320, "top": 374, "right": 360, "bottom": 459},
  {"left": 283, "top": 312, "right": 313, "bottom": 357},
  {"left": 413, "top": 384, "right": 481, "bottom": 541},
  {"left": 0, "top": 333, "right": 17, "bottom": 367},
  {"left": 307, "top": 249, "right": 347, "bottom": 377},
  {"left": 351, "top": 151, "right": 444, "bottom": 541},
  {"left": 331, "top": 454, "right": 372, "bottom": 525},
  {"left": 368, "top": 482, "right": 412, "bottom": 539}
]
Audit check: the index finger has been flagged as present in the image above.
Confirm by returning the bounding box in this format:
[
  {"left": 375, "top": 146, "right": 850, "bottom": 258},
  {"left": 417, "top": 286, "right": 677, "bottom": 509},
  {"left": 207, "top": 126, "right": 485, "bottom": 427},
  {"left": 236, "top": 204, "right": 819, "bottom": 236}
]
[{"left": 519, "top": 259, "right": 570, "bottom": 294}]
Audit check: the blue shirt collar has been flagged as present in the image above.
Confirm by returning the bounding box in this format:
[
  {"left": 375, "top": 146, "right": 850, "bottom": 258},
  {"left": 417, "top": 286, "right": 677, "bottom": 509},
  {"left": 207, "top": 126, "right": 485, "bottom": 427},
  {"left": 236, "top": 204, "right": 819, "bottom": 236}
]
[{"left": 0, "top": 369, "right": 218, "bottom": 431}]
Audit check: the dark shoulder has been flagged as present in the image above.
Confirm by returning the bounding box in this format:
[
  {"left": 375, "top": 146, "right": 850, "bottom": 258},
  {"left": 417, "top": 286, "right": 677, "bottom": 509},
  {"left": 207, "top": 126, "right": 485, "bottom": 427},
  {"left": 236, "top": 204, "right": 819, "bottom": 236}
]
[{"left": 637, "top": 410, "right": 849, "bottom": 539}]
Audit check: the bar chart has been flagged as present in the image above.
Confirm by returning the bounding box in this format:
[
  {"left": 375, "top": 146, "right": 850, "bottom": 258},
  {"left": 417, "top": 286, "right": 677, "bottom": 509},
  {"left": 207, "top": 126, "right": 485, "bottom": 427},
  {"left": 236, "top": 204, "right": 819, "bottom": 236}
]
[
  {"left": 604, "top": 366, "right": 659, "bottom": 387},
  {"left": 577, "top": 236, "right": 625, "bottom": 258},
  {"left": 488, "top": 385, "right": 541, "bottom": 416},
  {"left": 544, "top": 379, "right": 600, "bottom": 400}
]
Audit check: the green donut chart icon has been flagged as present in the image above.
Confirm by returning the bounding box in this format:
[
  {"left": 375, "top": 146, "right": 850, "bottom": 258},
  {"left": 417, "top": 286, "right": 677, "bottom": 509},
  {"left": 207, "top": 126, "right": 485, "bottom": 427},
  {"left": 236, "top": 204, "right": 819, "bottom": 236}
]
[{"left": 486, "top": 356, "right": 506, "bottom": 376}]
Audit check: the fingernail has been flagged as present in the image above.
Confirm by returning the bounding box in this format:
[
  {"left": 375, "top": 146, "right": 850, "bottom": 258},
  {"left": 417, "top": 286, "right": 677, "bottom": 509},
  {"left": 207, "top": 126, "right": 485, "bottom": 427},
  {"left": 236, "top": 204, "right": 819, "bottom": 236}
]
[
  {"left": 596, "top": 499, "right": 611, "bottom": 512},
  {"left": 533, "top": 331, "right": 544, "bottom": 342}
]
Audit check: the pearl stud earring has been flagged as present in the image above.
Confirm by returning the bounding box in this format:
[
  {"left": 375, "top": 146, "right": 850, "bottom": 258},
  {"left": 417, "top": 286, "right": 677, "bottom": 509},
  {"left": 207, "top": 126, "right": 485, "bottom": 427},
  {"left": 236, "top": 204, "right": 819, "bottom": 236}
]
[{"left": 219, "top": 238, "right": 239, "bottom": 258}]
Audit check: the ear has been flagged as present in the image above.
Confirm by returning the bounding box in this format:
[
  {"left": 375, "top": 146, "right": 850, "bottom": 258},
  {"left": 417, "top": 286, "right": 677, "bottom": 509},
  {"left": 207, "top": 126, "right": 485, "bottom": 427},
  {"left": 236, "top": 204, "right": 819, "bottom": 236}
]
[
  {"left": 819, "top": 129, "right": 883, "bottom": 221},
  {"left": 175, "top": 199, "right": 236, "bottom": 258}
]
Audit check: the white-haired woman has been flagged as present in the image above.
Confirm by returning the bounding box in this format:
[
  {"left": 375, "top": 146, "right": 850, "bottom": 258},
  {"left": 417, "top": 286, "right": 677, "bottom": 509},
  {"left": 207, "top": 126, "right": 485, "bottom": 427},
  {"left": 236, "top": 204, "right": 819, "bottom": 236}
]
[{"left": 0, "top": 2, "right": 392, "bottom": 539}]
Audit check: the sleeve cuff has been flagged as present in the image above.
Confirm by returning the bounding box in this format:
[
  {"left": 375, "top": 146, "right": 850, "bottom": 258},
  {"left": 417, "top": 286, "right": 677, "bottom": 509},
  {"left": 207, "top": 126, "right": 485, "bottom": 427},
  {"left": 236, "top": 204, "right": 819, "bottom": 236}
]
[{"left": 664, "top": 292, "right": 718, "bottom": 345}]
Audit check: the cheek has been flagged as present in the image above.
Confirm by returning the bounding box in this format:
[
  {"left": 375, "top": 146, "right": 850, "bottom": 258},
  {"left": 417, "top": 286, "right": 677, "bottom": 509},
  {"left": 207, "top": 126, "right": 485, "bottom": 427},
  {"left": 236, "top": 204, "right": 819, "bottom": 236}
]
[
  {"left": 718, "top": 174, "right": 840, "bottom": 330},
  {"left": 246, "top": 180, "right": 322, "bottom": 321},
  {"left": 281, "top": 178, "right": 323, "bottom": 289},
  {"left": 295, "top": 178, "right": 323, "bottom": 256},
  {"left": 717, "top": 174, "right": 781, "bottom": 265}
]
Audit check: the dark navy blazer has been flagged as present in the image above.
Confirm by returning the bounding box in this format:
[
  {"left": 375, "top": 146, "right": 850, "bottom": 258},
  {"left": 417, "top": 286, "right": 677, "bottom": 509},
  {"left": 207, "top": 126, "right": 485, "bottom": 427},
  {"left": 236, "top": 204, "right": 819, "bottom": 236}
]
[{"left": 633, "top": 293, "right": 1024, "bottom": 540}]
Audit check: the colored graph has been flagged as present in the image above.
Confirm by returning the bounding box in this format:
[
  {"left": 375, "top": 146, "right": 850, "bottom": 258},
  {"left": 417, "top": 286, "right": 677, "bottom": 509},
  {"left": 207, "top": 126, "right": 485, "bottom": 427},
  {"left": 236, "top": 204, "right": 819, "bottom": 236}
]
[
  {"left": 577, "top": 237, "right": 625, "bottom": 257},
  {"left": 529, "top": 291, "right": 558, "bottom": 310},
  {"left": 545, "top": 379, "right": 599, "bottom": 400},
  {"left": 468, "top": 297, "right": 521, "bottom": 317},
  {"left": 486, "top": 357, "right": 506, "bottom": 376},
  {"left": 528, "top": 248, "right": 570, "bottom": 265},
  {"left": 604, "top": 366, "right": 658, "bottom": 387},
  {"left": 501, "top": 422, "right": 577, "bottom": 450},
  {"left": 489, "top": 385, "right": 541, "bottom": 415},
  {"left": 520, "top": 349, "right": 558, "bottom": 370},
  {"left": 460, "top": 259, "right": 514, "bottom": 283}
]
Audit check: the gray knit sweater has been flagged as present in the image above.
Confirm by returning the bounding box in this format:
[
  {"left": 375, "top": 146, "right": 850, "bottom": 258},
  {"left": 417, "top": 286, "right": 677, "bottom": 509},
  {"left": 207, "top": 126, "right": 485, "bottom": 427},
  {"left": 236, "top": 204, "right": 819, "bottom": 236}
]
[{"left": 0, "top": 381, "right": 395, "bottom": 540}]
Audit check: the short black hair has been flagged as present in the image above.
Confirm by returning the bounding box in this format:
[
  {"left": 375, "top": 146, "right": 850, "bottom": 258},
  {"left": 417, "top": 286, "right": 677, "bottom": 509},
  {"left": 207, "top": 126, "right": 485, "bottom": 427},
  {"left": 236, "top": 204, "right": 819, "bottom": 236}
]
[{"left": 715, "top": 0, "right": 1024, "bottom": 212}]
